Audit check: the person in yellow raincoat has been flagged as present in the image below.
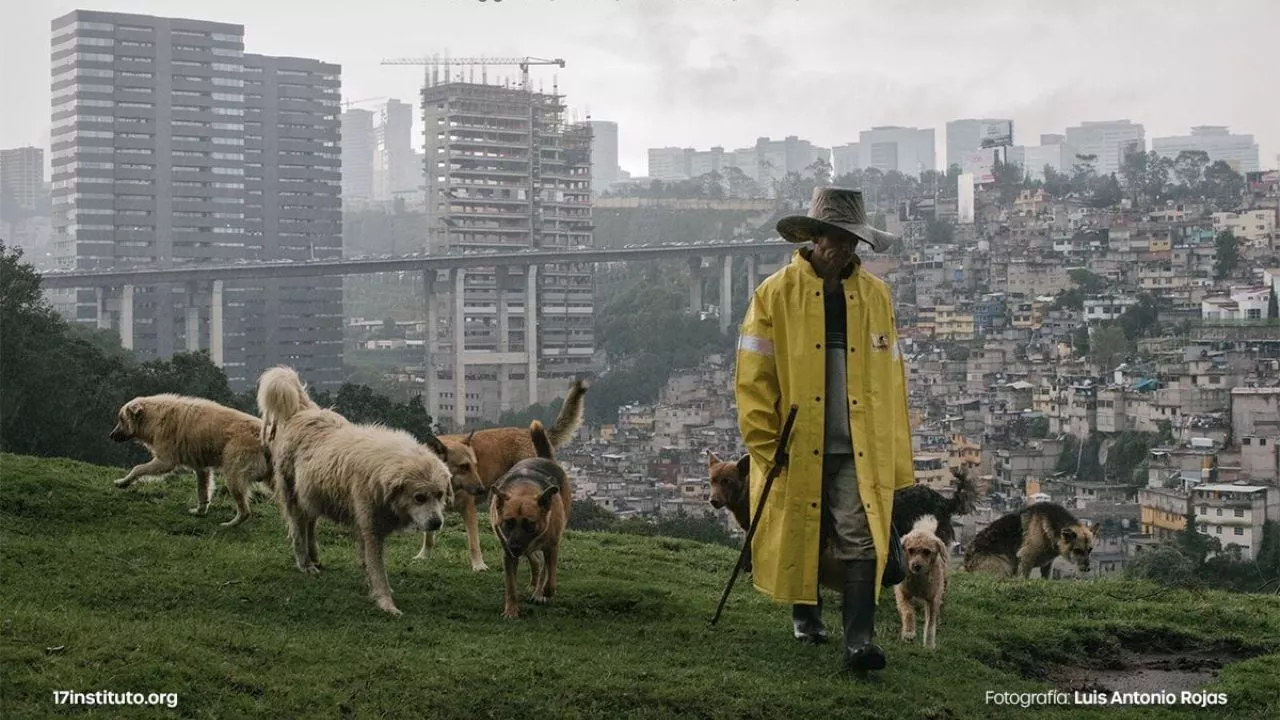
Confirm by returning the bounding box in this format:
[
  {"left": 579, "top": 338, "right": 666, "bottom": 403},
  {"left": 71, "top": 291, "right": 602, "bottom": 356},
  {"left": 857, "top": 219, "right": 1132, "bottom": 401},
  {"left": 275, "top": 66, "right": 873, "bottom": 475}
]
[{"left": 735, "top": 187, "right": 914, "bottom": 672}]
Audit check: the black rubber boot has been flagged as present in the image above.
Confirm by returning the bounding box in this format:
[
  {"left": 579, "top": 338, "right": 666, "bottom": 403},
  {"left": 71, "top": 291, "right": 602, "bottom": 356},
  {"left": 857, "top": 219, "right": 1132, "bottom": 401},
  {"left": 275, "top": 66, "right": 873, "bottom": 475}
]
[
  {"left": 791, "top": 594, "right": 828, "bottom": 643},
  {"left": 841, "top": 559, "right": 886, "bottom": 671}
]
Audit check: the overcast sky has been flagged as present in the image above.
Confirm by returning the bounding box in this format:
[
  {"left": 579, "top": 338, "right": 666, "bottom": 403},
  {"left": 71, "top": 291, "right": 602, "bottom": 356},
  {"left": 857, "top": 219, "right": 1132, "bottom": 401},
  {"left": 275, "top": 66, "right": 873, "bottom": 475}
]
[{"left": 4, "top": 0, "right": 1277, "bottom": 176}]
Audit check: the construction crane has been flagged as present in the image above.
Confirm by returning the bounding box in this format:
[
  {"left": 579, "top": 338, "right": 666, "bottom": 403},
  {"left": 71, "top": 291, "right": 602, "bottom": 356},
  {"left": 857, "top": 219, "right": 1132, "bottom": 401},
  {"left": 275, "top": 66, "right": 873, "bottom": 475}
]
[
  {"left": 341, "top": 96, "right": 387, "bottom": 109},
  {"left": 380, "top": 55, "right": 564, "bottom": 92}
]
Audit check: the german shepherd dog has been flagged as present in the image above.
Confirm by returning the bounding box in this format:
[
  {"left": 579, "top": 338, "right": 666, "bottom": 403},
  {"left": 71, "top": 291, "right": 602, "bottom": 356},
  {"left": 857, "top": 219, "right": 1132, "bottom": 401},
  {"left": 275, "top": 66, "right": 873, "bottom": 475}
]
[
  {"left": 964, "top": 502, "right": 1095, "bottom": 578},
  {"left": 489, "top": 420, "right": 571, "bottom": 619},
  {"left": 707, "top": 452, "right": 977, "bottom": 547},
  {"left": 420, "top": 379, "right": 587, "bottom": 571},
  {"left": 110, "top": 394, "right": 271, "bottom": 527}
]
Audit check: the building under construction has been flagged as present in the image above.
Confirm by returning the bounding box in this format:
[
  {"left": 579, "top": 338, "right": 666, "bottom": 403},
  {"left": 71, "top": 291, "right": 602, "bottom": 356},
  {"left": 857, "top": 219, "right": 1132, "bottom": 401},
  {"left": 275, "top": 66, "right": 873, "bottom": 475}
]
[{"left": 421, "top": 76, "right": 595, "bottom": 427}]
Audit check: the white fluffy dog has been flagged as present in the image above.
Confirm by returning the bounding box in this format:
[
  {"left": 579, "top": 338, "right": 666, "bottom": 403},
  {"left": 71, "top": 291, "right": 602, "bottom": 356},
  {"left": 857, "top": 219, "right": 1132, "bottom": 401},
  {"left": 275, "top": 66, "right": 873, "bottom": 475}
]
[{"left": 256, "top": 366, "right": 453, "bottom": 616}]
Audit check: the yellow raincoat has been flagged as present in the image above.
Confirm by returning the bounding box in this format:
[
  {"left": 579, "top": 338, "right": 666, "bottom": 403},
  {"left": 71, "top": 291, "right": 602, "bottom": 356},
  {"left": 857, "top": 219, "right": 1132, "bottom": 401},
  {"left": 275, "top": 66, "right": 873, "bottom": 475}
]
[{"left": 735, "top": 249, "right": 914, "bottom": 604}]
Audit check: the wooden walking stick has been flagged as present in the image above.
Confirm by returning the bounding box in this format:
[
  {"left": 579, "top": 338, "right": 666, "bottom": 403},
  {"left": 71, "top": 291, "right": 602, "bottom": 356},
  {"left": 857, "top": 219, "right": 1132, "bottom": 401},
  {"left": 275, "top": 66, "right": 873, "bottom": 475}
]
[{"left": 709, "top": 403, "right": 800, "bottom": 626}]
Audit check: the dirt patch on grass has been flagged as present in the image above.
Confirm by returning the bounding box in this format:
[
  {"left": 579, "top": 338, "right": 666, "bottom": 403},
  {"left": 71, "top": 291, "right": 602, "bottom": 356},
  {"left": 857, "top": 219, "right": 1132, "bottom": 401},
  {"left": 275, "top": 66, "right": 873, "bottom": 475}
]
[{"left": 1030, "top": 628, "right": 1270, "bottom": 695}]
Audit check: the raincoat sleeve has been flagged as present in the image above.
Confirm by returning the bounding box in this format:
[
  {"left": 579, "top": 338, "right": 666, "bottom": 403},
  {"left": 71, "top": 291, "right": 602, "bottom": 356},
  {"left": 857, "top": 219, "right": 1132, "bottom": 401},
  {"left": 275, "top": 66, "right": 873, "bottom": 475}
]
[
  {"left": 735, "top": 289, "right": 780, "bottom": 468},
  {"left": 889, "top": 301, "right": 915, "bottom": 491}
]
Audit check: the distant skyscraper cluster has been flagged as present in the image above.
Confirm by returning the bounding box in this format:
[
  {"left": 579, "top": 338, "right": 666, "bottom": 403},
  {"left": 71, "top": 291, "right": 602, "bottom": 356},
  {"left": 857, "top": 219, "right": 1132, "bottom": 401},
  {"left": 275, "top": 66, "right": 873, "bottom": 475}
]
[
  {"left": 341, "top": 98, "right": 418, "bottom": 207},
  {"left": 47, "top": 9, "right": 343, "bottom": 390}
]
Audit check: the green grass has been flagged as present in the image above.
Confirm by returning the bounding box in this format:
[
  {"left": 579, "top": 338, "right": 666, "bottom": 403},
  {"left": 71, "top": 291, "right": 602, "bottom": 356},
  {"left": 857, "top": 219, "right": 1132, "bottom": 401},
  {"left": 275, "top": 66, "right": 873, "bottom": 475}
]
[{"left": 2, "top": 452, "right": 1279, "bottom": 720}]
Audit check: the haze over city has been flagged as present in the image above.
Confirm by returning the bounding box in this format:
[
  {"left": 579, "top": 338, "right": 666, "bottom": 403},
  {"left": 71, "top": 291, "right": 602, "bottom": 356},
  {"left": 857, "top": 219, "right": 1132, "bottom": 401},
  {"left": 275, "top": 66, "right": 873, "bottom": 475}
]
[{"left": 3, "top": 0, "right": 1278, "bottom": 173}]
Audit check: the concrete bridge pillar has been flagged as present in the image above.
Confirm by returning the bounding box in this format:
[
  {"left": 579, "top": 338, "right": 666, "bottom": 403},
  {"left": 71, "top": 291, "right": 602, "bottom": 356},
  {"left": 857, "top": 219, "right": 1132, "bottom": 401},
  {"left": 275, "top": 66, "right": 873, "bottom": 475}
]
[
  {"left": 526, "top": 264, "right": 539, "bottom": 408},
  {"left": 184, "top": 283, "right": 200, "bottom": 352},
  {"left": 720, "top": 255, "right": 733, "bottom": 334},
  {"left": 119, "top": 284, "right": 134, "bottom": 350},
  {"left": 687, "top": 257, "right": 703, "bottom": 314},
  {"left": 210, "top": 280, "right": 224, "bottom": 367},
  {"left": 453, "top": 268, "right": 467, "bottom": 431},
  {"left": 422, "top": 270, "right": 439, "bottom": 420},
  {"left": 497, "top": 272, "right": 512, "bottom": 413},
  {"left": 95, "top": 287, "right": 111, "bottom": 330},
  {"left": 746, "top": 255, "right": 758, "bottom": 295}
]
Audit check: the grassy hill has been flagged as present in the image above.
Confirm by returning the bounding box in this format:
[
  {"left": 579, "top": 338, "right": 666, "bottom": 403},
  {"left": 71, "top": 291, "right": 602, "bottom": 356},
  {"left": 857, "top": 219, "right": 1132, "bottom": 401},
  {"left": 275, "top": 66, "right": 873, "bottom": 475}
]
[{"left": 2, "top": 453, "right": 1279, "bottom": 720}]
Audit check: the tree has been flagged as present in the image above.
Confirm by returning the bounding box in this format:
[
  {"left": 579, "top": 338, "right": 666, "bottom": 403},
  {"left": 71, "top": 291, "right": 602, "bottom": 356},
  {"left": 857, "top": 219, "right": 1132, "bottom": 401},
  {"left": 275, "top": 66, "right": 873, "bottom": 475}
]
[
  {"left": 1203, "top": 160, "right": 1245, "bottom": 210},
  {"left": 1043, "top": 165, "right": 1072, "bottom": 197},
  {"left": 1214, "top": 230, "right": 1240, "bottom": 280},
  {"left": 806, "top": 157, "right": 833, "bottom": 188},
  {"left": 925, "top": 219, "right": 954, "bottom": 245},
  {"left": 991, "top": 155, "right": 1025, "bottom": 204},
  {"left": 1073, "top": 325, "right": 1091, "bottom": 356},
  {"left": 723, "top": 165, "right": 762, "bottom": 198},
  {"left": 1068, "top": 268, "right": 1109, "bottom": 295},
  {"left": 1070, "top": 154, "right": 1099, "bottom": 195},
  {"left": 1090, "top": 173, "right": 1123, "bottom": 208},
  {"left": 1090, "top": 325, "right": 1129, "bottom": 371},
  {"left": 1029, "top": 416, "right": 1050, "bottom": 439},
  {"left": 1172, "top": 150, "right": 1211, "bottom": 196}
]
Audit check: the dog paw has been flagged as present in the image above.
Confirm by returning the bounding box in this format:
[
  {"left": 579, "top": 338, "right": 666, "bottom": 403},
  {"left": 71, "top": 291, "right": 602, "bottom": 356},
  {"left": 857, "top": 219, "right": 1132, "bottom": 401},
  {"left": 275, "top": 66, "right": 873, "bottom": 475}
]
[
  {"left": 412, "top": 549, "right": 433, "bottom": 562},
  {"left": 900, "top": 632, "right": 915, "bottom": 642},
  {"left": 114, "top": 477, "right": 133, "bottom": 488},
  {"left": 297, "top": 563, "right": 321, "bottom": 575},
  {"left": 471, "top": 560, "right": 490, "bottom": 572},
  {"left": 502, "top": 607, "right": 519, "bottom": 619},
  {"left": 189, "top": 506, "right": 210, "bottom": 516},
  {"left": 375, "top": 598, "right": 402, "bottom": 616},
  {"left": 219, "top": 517, "right": 245, "bottom": 528},
  {"left": 531, "top": 593, "right": 548, "bottom": 604}
]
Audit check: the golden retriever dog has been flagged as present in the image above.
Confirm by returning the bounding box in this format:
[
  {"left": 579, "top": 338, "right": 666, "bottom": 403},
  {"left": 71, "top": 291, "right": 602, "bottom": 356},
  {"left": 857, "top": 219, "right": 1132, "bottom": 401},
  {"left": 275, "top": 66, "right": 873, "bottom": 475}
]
[
  {"left": 895, "top": 515, "right": 949, "bottom": 648},
  {"left": 418, "top": 379, "right": 587, "bottom": 571},
  {"left": 488, "top": 420, "right": 571, "bottom": 619},
  {"left": 256, "top": 366, "right": 453, "bottom": 616},
  {"left": 109, "top": 394, "right": 271, "bottom": 527}
]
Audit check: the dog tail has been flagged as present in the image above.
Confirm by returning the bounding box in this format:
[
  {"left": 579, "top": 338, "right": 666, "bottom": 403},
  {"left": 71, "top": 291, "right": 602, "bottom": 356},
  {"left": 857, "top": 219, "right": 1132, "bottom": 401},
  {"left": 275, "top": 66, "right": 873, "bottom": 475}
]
[
  {"left": 547, "top": 379, "right": 588, "bottom": 447},
  {"left": 529, "top": 420, "right": 554, "bottom": 460},
  {"left": 256, "top": 365, "right": 316, "bottom": 446},
  {"left": 946, "top": 466, "right": 979, "bottom": 516},
  {"left": 912, "top": 514, "right": 939, "bottom": 536}
]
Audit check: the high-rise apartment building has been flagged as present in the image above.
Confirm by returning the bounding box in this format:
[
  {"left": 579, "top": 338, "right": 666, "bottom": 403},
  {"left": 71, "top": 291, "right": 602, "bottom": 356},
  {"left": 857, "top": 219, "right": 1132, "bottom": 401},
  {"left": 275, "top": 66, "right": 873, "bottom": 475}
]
[
  {"left": 49, "top": 10, "right": 343, "bottom": 391},
  {"left": 238, "top": 53, "right": 343, "bottom": 390},
  {"left": 831, "top": 143, "right": 861, "bottom": 176},
  {"left": 587, "top": 120, "right": 618, "bottom": 194},
  {"left": 1064, "top": 120, "right": 1145, "bottom": 177},
  {"left": 423, "top": 80, "right": 594, "bottom": 426},
  {"left": 374, "top": 99, "right": 416, "bottom": 202},
  {"left": 857, "top": 126, "right": 936, "bottom": 175},
  {"left": 1, "top": 147, "right": 45, "bottom": 217},
  {"left": 340, "top": 107, "right": 374, "bottom": 204},
  {"left": 1152, "top": 126, "right": 1260, "bottom": 174}
]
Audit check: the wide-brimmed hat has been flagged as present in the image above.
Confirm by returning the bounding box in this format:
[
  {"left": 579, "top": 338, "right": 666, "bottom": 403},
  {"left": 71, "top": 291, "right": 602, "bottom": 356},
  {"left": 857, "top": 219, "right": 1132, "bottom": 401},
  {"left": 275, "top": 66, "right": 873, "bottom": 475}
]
[{"left": 776, "top": 187, "right": 898, "bottom": 253}]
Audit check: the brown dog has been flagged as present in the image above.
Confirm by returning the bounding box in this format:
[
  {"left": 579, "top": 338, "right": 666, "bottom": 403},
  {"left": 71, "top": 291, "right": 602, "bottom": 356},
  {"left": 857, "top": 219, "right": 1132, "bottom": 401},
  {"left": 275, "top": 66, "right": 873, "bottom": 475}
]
[
  {"left": 964, "top": 502, "right": 1095, "bottom": 578},
  {"left": 419, "top": 379, "right": 587, "bottom": 571},
  {"left": 488, "top": 420, "right": 571, "bottom": 619},
  {"left": 110, "top": 394, "right": 271, "bottom": 527},
  {"left": 895, "top": 515, "right": 949, "bottom": 648}
]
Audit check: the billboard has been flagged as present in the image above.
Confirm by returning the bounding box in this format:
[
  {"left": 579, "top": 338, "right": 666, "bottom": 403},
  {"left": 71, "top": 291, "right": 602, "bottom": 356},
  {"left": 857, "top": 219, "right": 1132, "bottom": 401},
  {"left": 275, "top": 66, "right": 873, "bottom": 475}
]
[
  {"left": 978, "top": 120, "right": 1014, "bottom": 148},
  {"left": 958, "top": 173, "right": 975, "bottom": 224},
  {"left": 962, "top": 148, "right": 998, "bottom": 185}
]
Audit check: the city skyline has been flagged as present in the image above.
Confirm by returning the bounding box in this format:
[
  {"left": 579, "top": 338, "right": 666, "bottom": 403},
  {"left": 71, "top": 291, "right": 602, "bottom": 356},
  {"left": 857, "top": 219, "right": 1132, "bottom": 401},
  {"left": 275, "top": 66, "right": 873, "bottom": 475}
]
[{"left": 4, "top": 0, "right": 1278, "bottom": 177}]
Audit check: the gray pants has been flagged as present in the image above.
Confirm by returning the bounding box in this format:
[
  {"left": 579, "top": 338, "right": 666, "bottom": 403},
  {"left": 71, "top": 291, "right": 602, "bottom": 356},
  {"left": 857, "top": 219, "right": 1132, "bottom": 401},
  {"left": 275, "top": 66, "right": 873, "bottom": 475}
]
[{"left": 820, "top": 454, "right": 876, "bottom": 561}]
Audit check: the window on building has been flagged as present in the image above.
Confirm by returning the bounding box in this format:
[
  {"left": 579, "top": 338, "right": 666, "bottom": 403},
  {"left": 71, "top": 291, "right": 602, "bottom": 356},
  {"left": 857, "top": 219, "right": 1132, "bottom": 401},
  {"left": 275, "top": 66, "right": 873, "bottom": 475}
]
[
  {"left": 1234, "top": 527, "right": 1244, "bottom": 536},
  {"left": 1235, "top": 508, "right": 1245, "bottom": 517}
]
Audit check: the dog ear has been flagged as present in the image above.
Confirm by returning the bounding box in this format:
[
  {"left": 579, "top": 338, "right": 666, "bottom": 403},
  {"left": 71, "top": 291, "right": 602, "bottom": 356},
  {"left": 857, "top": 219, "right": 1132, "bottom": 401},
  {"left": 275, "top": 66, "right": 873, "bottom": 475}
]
[
  {"left": 706, "top": 449, "right": 721, "bottom": 467},
  {"left": 423, "top": 431, "right": 448, "bottom": 459},
  {"left": 463, "top": 429, "right": 476, "bottom": 447},
  {"left": 126, "top": 400, "right": 144, "bottom": 419},
  {"left": 735, "top": 454, "right": 750, "bottom": 480},
  {"left": 1060, "top": 527, "right": 1077, "bottom": 543},
  {"left": 494, "top": 491, "right": 508, "bottom": 512},
  {"left": 538, "top": 484, "right": 560, "bottom": 510}
]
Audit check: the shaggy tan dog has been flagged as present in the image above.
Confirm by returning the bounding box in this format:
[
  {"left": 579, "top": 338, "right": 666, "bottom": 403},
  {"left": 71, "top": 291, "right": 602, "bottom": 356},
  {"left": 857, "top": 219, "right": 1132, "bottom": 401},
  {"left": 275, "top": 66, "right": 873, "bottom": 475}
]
[
  {"left": 488, "top": 420, "right": 571, "bottom": 619},
  {"left": 895, "top": 515, "right": 949, "bottom": 649},
  {"left": 418, "top": 379, "right": 587, "bottom": 571},
  {"left": 109, "top": 394, "right": 271, "bottom": 527},
  {"left": 257, "top": 366, "right": 453, "bottom": 616}
]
